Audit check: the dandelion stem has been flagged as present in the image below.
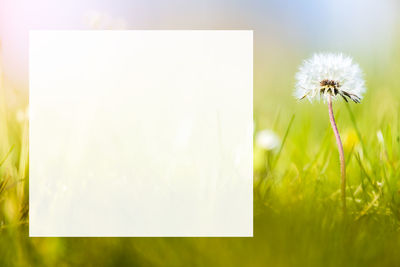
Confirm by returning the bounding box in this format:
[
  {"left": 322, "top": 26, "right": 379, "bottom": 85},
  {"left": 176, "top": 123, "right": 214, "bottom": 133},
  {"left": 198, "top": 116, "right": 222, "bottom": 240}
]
[{"left": 327, "top": 94, "right": 346, "bottom": 214}]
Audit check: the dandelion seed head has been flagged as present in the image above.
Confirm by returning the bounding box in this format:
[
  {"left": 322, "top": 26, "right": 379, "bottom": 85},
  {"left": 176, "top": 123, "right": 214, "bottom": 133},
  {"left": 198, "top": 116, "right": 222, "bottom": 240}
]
[{"left": 295, "top": 53, "right": 366, "bottom": 103}]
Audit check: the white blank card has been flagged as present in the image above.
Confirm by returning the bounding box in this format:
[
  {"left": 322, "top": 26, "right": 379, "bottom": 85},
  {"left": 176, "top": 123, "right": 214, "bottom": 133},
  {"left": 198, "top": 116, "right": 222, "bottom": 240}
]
[{"left": 29, "top": 31, "right": 253, "bottom": 237}]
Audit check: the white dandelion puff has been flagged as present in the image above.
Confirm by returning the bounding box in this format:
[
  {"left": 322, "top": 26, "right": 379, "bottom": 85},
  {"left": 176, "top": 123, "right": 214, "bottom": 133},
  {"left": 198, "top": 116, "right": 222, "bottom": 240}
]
[
  {"left": 294, "top": 52, "right": 366, "bottom": 213},
  {"left": 255, "top": 129, "right": 280, "bottom": 151},
  {"left": 295, "top": 53, "right": 366, "bottom": 103}
]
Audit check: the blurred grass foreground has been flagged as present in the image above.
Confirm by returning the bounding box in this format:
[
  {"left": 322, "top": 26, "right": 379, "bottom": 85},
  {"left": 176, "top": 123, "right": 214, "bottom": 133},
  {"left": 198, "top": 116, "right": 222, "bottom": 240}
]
[{"left": 2, "top": 49, "right": 400, "bottom": 267}]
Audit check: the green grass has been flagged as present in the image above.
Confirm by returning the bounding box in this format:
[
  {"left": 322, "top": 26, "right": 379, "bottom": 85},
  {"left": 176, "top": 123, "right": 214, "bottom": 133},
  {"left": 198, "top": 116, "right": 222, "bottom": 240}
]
[{"left": 1, "top": 52, "right": 400, "bottom": 266}]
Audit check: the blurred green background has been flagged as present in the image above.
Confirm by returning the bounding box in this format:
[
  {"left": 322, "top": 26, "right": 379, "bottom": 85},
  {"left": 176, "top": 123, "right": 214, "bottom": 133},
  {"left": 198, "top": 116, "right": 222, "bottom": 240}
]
[{"left": 1, "top": 0, "right": 400, "bottom": 266}]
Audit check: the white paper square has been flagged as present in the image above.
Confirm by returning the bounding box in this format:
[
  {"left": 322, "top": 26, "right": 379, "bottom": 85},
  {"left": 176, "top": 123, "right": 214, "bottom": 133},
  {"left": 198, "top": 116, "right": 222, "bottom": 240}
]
[{"left": 29, "top": 30, "right": 253, "bottom": 237}]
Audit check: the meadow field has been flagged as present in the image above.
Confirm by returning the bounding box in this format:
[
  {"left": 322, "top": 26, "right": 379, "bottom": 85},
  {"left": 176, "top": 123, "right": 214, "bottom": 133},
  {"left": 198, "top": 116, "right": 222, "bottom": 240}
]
[
  {"left": 0, "top": 47, "right": 399, "bottom": 266},
  {"left": 1, "top": 22, "right": 400, "bottom": 267}
]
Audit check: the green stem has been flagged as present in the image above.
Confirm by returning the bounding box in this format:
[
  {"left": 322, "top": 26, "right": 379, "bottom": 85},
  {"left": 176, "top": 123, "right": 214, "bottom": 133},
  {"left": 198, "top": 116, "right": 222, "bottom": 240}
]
[{"left": 327, "top": 95, "right": 346, "bottom": 214}]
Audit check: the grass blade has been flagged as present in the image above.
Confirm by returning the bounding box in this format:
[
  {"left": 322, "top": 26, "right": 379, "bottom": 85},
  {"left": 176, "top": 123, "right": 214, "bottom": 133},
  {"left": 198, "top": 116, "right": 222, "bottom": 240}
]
[{"left": 272, "top": 114, "right": 295, "bottom": 168}]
